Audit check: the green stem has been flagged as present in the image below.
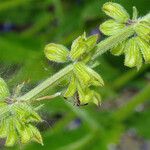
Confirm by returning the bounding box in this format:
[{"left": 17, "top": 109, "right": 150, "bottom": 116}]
[
  {"left": 114, "top": 84, "right": 150, "bottom": 122},
  {"left": 92, "top": 26, "right": 134, "bottom": 59},
  {"left": 18, "top": 64, "right": 73, "bottom": 101}
]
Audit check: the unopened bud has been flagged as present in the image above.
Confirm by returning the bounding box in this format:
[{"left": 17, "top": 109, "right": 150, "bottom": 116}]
[
  {"left": 135, "top": 21, "right": 150, "bottom": 41},
  {"left": 103, "top": 2, "right": 130, "bottom": 23},
  {"left": 64, "top": 74, "right": 77, "bottom": 97},
  {"left": 124, "top": 37, "right": 142, "bottom": 69},
  {"left": 111, "top": 41, "right": 126, "bottom": 56},
  {"left": 44, "top": 43, "right": 69, "bottom": 63},
  {"left": 136, "top": 37, "right": 150, "bottom": 63},
  {"left": 100, "top": 19, "right": 125, "bottom": 36}
]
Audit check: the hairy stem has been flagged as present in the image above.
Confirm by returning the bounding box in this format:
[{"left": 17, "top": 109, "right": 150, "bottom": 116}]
[
  {"left": 18, "top": 64, "right": 73, "bottom": 101},
  {"left": 92, "top": 26, "right": 134, "bottom": 59}
]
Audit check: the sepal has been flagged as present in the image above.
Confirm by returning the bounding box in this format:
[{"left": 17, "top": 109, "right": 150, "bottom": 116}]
[
  {"left": 124, "top": 38, "right": 142, "bottom": 69},
  {"left": 100, "top": 19, "right": 125, "bottom": 36},
  {"left": 111, "top": 41, "right": 126, "bottom": 56},
  {"left": 64, "top": 74, "right": 77, "bottom": 97},
  {"left": 137, "top": 37, "right": 150, "bottom": 63},
  {"left": 44, "top": 43, "right": 69, "bottom": 63},
  {"left": 0, "top": 78, "right": 10, "bottom": 101},
  {"left": 135, "top": 21, "right": 150, "bottom": 41},
  {"left": 102, "top": 2, "right": 130, "bottom": 23}
]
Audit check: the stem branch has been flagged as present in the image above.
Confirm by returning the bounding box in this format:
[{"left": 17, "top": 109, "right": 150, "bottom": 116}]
[
  {"left": 93, "top": 26, "right": 134, "bottom": 59},
  {"left": 18, "top": 64, "right": 73, "bottom": 101}
]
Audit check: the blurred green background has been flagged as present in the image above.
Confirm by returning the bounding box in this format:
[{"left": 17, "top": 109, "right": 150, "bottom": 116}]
[{"left": 0, "top": 0, "right": 150, "bottom": 150}]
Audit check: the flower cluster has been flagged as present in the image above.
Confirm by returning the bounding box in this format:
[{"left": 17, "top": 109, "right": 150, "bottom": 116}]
[
  {"left": 44, "top": 33, "right": 104, "bottom": 106},
  {"left": 100, "top": 2, "right": 150, "bottom": 69},
  {"left": 0, "top": 78, "right": 43, "bottom": 147}
]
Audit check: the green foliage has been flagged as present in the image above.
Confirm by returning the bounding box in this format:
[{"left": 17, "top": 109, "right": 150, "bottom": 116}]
[
  {"left": 100, "top": 2, "right": 150, "bottom": 69},
  {"left": 0, "top": 0, "right": 149, "bottom": 150},
  {"left": 44, "top": 32, "right": 104, "bottom": 105}
]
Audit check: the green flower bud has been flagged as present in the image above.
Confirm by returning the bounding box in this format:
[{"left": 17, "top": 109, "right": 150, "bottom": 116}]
[
  {"left": 124, "top": 37, "right": 142, "bottom": 69},
  {"left": 92, "top": 91, "right": 101, "bottom": 106},
  {"left": 135, "top": 21, "right": 150, "bottom": 41},
  {"left": 5, "top": 119, "right": 17, "bottom": 147},
  {"left": 28, "top": 125, "right": 43, "bottom": 145},
  {"left": 85, "top": 66, "right": 104, "bottom": 86},
  {"left": 136, "top": 37, "right": 150, "bottom": 63},
  {"left": 86, "top": 34, "right": 98, "bottom": 51},
  {"left": 100, "top": 19, "right": 125, "bottom": 36},
  {"left": 0, "top": 78, "right": 9, "bottom": 101},
  {"left": 70, "top": 42, "right": 87, "bottom": 61},
  {"left": 73, "top": 62, "right": 91, "bottom": 86},
  {"left": 76, "top": 85, "right": 101, "bottom": 106},
  {"left": 70, "top": 33, "right": 98, "bottom": 61},
  {"left": 70, "top": 35, "right": 87, "bottom": 60},
  {"left": 83, "top": 89, "right": 94, "bottom": 104},
  {"left": 64, "top": 74, "right": 77, "bottom": 98},
  {"left": 103, "top": 2, "right": 130, "bottom": 23},
  {"left": 15, "top": 120, "right": 32, "bottom": 144},
  {"left": 132, "top": 6, "right": 138, "bottom": 20},
  {"left": 21, "top": 127, "right": 32, "bottom": 144},
  {"left": 14, "top": 103, "right": 42, "bottom": 123},
  {"left": 0, "top": 119, "right": 7, "bottom": 138},
  {"left": 0, "top": 104, "right": 9, "bottom": 119},
  {"left": 44, "top": 43, "right": 69, "bottom": 63},
  {"left": 111, "top": 41, "right": 126, "bottom": 56}
]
